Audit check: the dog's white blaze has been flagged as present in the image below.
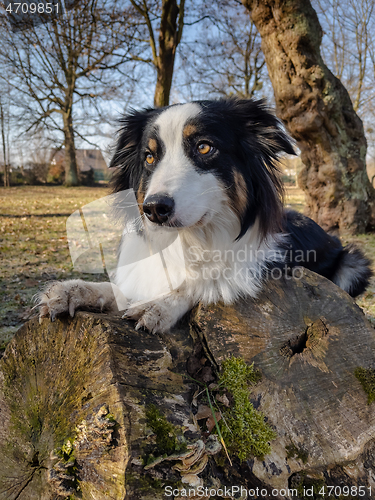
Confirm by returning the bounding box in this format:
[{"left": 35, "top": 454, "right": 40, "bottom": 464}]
[
  {"left": 145, "top": 103, "right": 224, "bottom": 228},
  {"left": 156, "top": 102, "right": 201, "bottom": 150}
]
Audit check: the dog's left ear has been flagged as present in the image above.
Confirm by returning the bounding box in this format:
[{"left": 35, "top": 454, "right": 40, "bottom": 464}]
[
  {"left": 240, "top": 98, "right": 295, "bottom": 159},
  {"left": 232, "top": 99, "right": 295, "bottom": 241}
]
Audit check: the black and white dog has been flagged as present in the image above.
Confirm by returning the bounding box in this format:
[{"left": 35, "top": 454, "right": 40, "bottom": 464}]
[{"left": 38, "top": 99, "right": 372, "bottom": 333}]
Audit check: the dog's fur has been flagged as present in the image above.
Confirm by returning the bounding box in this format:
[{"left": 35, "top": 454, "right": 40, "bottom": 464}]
[{"left": 38, "top": 99, "right": 372, "bottom": 333}]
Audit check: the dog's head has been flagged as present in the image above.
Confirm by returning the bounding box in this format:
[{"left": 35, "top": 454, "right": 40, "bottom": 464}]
[{"left": 110, "top": 99, "right": 295, "bottom": 240}]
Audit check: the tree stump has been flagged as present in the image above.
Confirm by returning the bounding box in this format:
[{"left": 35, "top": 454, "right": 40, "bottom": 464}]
[{"left": 1, "top": 269, "right": 375, "bottom": 499}]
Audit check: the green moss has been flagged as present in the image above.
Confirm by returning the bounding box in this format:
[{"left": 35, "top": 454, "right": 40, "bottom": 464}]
[
  {"left": 217, "top": 356, "right": 276, "bottom": 461},
  {"left": 104, "top": 411, "right": 116, "bottom": 422},
  {"left": 145, "top": 404, "right": 187, "bottom": 456},
  {"left": 55, "top": 438, "right": 80, "bottom": 497},
  {"left": 354, "top": 367, "right": 375, "bottom": 404},
  {"left": 59, "top": 438, "right": 75, "bottom": 461},
  {"left": 213, "top": 453, "right": 227, "bottom": 469},
  {"left": 286, "top": 443, "right": 309, "bottom": 464}
]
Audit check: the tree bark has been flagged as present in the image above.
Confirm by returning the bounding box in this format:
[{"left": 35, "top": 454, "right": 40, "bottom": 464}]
[
  {"left": 154, "top": 0, "right": 184, "bottom": 107},
  {"left": 2, "top": 270, "right": 375, "bottom": 499},
  {"left": 63, "top": 111, "right": 79, "bottom": 187},
  {"left": 242, "top": 0, "right": 375, "bottom": 234}
]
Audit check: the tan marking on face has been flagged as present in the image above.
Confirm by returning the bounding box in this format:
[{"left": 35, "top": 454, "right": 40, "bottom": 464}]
[
  {"left": 232, "top": 170, "right": 248, "bottom": 216},
  {"left": 137, "top": 177, "right": 146, "bottom": 213},
  {"left": 148, "top": 138, "right": 157, "bottom": 152},
  {"left": 183, "top": 123, "right": 197, "bottom": 138}
]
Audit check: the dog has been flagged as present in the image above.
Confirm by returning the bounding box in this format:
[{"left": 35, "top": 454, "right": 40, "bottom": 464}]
[{"left": 38, "top": 99, "right": 372, "bottom": 333}]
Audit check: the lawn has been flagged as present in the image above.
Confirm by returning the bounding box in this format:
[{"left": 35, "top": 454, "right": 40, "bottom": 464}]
[
  {"left": 0, "top": 185, "right": 110, "bottom": 349},
  {"left": 284, "top": 185, "right": 306, "bottom": 212},
  {"left": 1, "top": 184, "right": 375, "bottom": 351}
]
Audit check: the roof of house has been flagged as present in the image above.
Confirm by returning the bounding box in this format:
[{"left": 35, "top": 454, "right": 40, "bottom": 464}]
[{"left": 51, "top": 149, "right": 107, "bottom": 172}]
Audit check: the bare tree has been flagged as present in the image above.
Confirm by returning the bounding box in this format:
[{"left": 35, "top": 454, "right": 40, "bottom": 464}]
[
  {"left": 314, "top": 0, "right": 375, "bottom": 113},
  {"left": 242, "top": 0, "right": 375, "bottom": 234},
  {"left": 314, "top": 0, "right": 375, "bottom": 161},
  {"left": 129, "top": 0, "right": 186, "bottom": 107},
  {"left": 0, "top": 0, "right": 138, "bottom": 186},
  {"left": 178, "top": 0, "right": 267, "bottom": 101},
  {"left": 0, "top": 95, "right": 9, "bottom": 187},
  {"left": 0, "top": 78, "right": 13, "bottom": 187}
]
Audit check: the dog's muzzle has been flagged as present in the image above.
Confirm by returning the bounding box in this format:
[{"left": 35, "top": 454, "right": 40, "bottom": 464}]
[{"left": 143, "top": 194, "right": 175, "bottom": 224}]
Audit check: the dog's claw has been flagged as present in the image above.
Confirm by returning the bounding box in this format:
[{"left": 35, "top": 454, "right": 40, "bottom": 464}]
[
  {"left": 69, "top": 302, "right": 75, "bottom": 318},
  {"left": 135, "top": 321, "right": 142, "bottom": 331}
]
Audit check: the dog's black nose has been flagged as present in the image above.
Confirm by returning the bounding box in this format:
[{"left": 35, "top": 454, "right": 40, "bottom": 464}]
[{"left": 143, "top": 195, "right": 175, "bottom": 224}]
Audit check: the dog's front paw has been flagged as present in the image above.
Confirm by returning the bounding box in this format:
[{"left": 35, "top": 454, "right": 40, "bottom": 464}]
[
  {"left": 36, "top": 279, "right": 118, "bottom": 323},
  {"left": 123, "top": 301, "right": 177, "bottom": 334},
  {"left": 37, "top": 280, "right": 86, "bottom": 322}
]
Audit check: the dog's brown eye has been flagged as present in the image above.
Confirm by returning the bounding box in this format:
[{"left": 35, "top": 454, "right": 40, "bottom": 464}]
[
  {"left": 146, "top": 153, "right": 155, "bottom": 165},
  {"left": 198, "top": 143, "right": 212, "bottom": 155}
]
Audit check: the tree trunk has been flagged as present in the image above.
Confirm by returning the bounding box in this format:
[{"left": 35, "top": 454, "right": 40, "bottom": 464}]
[
  {"left": 0, "top": 97, "right": 9, "bottom": 187},
  {"left": 63, "top": 111, "right": 79, "bottom": 187},
  {"left": 242, "top": 0, "right": 375, "bottom": 234},
  {"left": 154, "top": 0, "right": 184, "bottom": 107},
  {"left": 154, "top": 54, "right": 175, "bottom": 108},
  {"left": 2, "top": 270, "right": 375, "bottom": 499}
]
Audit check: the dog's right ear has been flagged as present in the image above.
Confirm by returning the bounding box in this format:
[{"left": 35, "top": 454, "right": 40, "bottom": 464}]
[{"left": 109, "top": 108, "right": 158, "bottom": 193}]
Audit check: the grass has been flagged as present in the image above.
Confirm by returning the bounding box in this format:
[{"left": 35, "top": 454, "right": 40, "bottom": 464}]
[
  {"left": 0, "top": 185, "right": 110, "bottom": 348},
  {"left": 346, "top": 233, "right": 375, "bottom": 324},
  {"left": 284, "top": 184, "right": 306, "bottom": 212},
  {"left": 1, "top": 184, "right": 375, "bottom": 350}
]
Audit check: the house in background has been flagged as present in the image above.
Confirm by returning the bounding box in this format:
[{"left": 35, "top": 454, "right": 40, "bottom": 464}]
[{"left": 50, "top": 148, "right": 110, "bottom": 183}]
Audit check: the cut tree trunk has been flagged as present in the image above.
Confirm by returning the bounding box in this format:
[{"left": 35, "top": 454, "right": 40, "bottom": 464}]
[
  {"left": 242, "top": 0, "right": 375, "bottom": 234},
  {"left": 1, "top": 269, "right": 375, "bottom": 499}
]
